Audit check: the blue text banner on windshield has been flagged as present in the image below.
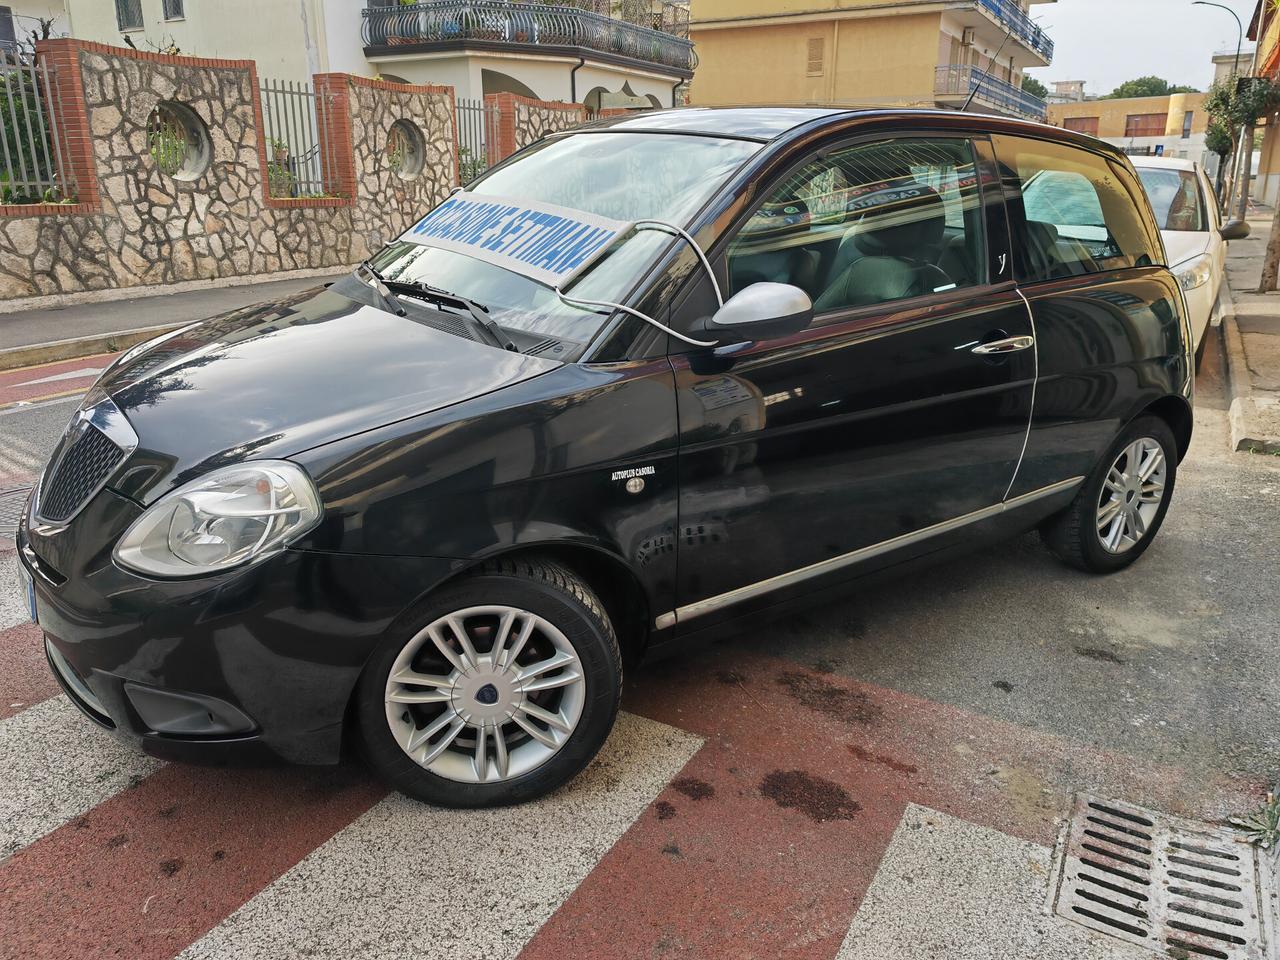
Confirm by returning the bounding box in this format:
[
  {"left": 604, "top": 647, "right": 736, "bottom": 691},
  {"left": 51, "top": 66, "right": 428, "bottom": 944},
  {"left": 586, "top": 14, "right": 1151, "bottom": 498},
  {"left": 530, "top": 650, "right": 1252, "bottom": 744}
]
[{"left": 400, "top": 192, "right": 633, "bottom": 288}]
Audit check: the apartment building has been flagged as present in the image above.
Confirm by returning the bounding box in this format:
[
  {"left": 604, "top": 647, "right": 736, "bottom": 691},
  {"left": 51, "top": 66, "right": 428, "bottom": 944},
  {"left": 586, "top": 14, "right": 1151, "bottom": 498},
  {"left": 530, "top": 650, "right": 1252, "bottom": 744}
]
[
  {"left": 1249, "top": 1, "right": 1280, "bottom": 205},
  {"left": 56, "top": 0, "right": 693, "bottom": 108},
  {"left": 1046, "top": 93, "right": 1213, "bottom": 170},
  {"left": 688, "top": 0, "right": 1055, "bottom": 121}
]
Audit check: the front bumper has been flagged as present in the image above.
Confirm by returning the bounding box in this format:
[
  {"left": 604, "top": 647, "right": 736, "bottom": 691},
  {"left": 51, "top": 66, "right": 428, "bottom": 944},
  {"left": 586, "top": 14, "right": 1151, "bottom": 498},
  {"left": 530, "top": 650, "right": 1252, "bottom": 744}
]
[{"left": 20, "top": 487, "right": 458, "bottom": 765}]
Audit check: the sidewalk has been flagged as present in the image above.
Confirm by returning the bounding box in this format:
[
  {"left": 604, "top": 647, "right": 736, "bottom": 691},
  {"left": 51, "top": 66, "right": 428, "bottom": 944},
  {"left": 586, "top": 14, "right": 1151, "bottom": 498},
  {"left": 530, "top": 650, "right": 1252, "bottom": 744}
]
[
  {"left": 0, "top": 274, "right": 341, "bottom": 371},
  {"left": 1222, "top": 206, "right": 1280, "bottom": 454}
]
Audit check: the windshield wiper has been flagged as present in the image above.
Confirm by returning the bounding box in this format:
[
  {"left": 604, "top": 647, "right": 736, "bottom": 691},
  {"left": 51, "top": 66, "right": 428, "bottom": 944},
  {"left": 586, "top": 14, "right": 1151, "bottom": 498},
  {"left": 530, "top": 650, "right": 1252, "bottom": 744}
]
[
  {"left": 380, "top": 277, "right": 517, "bottom": 352},
  {"left": 353, "top": 261, "right": 406, "bottom": 317}
]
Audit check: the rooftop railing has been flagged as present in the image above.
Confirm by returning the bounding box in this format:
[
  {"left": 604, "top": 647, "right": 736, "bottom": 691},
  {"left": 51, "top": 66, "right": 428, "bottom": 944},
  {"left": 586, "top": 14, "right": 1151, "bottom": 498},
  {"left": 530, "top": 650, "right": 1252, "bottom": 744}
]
[
  {"left": 935, "top": 64, "right": 1047, "bottom": 121},
  {"left": 361, "top": 1, "right": 697, "bottom": 73},
  {"left": 973, "top": 0, "right": 1053, "bottom": 62}
]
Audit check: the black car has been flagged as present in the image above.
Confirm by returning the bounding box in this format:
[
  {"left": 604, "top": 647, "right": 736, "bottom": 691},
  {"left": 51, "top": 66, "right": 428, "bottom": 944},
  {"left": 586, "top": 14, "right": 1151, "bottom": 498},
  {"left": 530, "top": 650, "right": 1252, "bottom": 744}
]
[{"left": 19, "top": 108, "right": 1192, "bottom": 807}]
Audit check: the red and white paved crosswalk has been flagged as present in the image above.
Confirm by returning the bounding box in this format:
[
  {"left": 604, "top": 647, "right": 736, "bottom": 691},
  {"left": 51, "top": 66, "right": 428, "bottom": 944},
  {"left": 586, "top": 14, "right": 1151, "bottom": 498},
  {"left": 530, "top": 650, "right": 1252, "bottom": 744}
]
[
  {"left": 0, "top": 354, "right": 120, "bottom": 411},
  {"left": 0, "top": 533, "right": 1266, "bottom": 960}
]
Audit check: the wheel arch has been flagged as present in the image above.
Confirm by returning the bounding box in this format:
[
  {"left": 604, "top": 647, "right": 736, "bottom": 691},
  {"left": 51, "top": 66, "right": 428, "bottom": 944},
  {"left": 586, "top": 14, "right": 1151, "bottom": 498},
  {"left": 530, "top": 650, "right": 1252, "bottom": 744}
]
[
  {"left": 430, "top": 541, "right": 653, "bottom": 669},
  {"left": 1137, "top": 394, "right": 1193, "bottom": 462}
]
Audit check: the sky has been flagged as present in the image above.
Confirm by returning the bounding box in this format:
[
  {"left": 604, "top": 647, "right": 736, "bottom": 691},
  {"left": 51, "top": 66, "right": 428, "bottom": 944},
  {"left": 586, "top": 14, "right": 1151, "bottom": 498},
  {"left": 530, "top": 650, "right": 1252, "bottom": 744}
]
[{"left": 1024, "top": 0, "right": 1258, "bottom": 97}]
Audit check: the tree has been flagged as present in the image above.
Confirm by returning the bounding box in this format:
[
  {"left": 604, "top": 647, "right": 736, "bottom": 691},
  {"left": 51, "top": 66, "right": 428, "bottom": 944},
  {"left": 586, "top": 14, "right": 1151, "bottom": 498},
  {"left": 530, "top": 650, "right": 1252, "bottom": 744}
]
[
  {"left": 1021, "top": 76, "right": 1049, "bottom": 100},
  {"left": 1102, "top": 76, "right": 1199, "bottom": 99}
]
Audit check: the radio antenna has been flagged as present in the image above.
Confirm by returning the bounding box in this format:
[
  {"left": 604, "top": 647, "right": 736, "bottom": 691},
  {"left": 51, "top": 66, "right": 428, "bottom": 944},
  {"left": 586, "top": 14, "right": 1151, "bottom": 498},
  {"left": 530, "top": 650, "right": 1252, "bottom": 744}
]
[{"left": 962, "top": 23, "right": 1018, "bottom": 112}]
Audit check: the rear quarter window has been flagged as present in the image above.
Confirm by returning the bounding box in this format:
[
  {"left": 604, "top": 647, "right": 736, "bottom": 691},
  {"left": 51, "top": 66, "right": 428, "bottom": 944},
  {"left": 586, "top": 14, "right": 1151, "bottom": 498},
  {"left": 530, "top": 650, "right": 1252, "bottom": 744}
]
[{"left": 993, "top": 135, "right": 1164, "bottom": 283}]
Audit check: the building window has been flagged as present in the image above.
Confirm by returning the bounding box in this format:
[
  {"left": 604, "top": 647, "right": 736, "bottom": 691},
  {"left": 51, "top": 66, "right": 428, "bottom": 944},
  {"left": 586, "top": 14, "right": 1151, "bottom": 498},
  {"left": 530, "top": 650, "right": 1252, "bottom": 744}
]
[
  {"left": 1063, "top": 116, "right": 1100, "bottom": 136},
  {"left": 115, "top": 0, "right": 143, "bottom": 31},
  {"left": 0, "top": 7, "right": 16, "bottom": 54},
  {"left": 163, "top": 0, "right": 184, "bottom": 19},
  {"left": 1124, "top": 113, "right": 1167, "bottom": 138},
  {"left": 806, "top": 37, "right": 824, "bottom": 77},
  {"left": 1181, "top": 110, "right": 1194, "bottom": 139}
]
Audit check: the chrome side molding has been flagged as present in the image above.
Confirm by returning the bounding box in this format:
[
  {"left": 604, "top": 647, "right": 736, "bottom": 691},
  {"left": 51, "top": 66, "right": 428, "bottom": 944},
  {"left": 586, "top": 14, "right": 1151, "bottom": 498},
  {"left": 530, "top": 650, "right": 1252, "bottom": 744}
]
[{"left": 654, "top": 475, "right": 1085, "bottom": 630}]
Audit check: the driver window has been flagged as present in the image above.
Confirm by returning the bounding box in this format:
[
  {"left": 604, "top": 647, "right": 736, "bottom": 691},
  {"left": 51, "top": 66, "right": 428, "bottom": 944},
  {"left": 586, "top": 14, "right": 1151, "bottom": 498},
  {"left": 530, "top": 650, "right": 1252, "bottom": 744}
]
[{"left": 726, "top": 137, "right": 987, "bottom": 315}]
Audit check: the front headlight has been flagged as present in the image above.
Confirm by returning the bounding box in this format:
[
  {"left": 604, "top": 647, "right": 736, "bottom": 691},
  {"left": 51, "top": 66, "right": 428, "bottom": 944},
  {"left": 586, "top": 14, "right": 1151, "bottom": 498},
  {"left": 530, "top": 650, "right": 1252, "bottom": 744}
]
[
  {"left": 1175, "top": 254, "right": 1213, "bottom": 293},
  {"left": 113, "top": 461, "right": 321, "bottom": 577}
]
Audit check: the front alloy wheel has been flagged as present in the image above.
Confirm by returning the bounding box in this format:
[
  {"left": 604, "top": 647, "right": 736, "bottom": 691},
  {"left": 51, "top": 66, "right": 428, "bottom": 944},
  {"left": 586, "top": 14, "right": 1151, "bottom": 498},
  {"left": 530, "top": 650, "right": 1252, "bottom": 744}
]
[
  {"left": 384, "top": 606, "right": 586, "bottom": 784},
  {"left": 357, "top": 557, "right": 622, "bottom": 807}
]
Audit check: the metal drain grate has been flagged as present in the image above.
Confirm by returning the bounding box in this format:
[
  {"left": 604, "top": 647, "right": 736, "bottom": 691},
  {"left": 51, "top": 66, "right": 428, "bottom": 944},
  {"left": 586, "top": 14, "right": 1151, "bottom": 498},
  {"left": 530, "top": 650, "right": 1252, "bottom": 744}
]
[
  {"left": 0, "top": 487, "right": 31, "bottom": 538},
  {"left": 1050, "top": 794, "right": 1277, "bottom": 959}
]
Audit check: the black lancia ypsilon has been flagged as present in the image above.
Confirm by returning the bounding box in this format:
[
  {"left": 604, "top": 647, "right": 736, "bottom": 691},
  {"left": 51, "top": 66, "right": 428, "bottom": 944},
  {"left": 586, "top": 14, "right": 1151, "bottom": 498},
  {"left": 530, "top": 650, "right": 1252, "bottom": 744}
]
[{"left": 19, "top": 108, "right": 1193, "bottom": 807}]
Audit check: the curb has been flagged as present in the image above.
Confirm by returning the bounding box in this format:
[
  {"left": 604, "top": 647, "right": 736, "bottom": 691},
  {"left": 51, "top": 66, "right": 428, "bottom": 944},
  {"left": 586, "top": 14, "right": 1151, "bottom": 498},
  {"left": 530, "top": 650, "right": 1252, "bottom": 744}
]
[
  {"left": 1219, "top": 253, "right": 1280, "bottom": 454},
  {"left": 0, "top": 264, "right": 354, "bottom": 316},
  {"left": 0, "top": 323, "right": 180, "bottom": 373}
]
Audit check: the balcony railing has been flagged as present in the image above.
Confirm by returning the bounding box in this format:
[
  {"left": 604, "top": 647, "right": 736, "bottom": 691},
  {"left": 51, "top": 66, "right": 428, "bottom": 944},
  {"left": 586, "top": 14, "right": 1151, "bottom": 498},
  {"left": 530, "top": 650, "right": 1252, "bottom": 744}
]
[
  {"left": 361, "top": 1, "right": 697, "bottom": 73},
  {"left": 935, "top": 64, "right": 1047, "bottom": 121},
  {"left": 972, "top": 0, "right": 1053, "bottom": 62}
]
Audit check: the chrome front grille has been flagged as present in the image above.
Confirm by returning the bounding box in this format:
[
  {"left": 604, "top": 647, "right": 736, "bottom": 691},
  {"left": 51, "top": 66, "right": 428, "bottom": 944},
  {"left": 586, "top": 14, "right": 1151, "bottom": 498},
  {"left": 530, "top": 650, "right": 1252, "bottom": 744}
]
[{"left": 36, "top": 398, "right": 137, "bottom": 525}]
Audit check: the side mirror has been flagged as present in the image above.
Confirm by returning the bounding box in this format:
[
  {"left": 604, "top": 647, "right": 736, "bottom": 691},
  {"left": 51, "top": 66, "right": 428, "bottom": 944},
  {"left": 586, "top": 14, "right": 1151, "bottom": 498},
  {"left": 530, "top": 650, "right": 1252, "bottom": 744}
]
[
  {"left": 698, "top": 282, "right": 813, "bottom": 346},
  {"left": 1220, "top": 220, "right": 1251, "bottom": 241}
]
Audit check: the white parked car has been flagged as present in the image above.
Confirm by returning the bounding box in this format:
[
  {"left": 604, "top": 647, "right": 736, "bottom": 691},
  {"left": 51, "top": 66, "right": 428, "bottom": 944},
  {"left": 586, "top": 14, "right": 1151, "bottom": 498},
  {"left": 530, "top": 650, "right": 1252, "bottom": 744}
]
[{"left": 1132, "top": 155, "right": 1248, "bottom": 356}]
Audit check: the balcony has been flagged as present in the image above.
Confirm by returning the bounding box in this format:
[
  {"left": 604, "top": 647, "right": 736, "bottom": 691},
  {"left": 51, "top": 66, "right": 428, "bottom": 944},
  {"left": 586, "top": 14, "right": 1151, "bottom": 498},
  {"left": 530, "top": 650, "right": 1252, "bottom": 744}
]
[
  {"left": 971, "top": 0, "right": 1054, "bottom": 63},
  {"left": 935, "top": 64, "right": 1047, "bottom": 121},
  {"left": 361, "top": 1, "right": 697, "bottom": 76}
]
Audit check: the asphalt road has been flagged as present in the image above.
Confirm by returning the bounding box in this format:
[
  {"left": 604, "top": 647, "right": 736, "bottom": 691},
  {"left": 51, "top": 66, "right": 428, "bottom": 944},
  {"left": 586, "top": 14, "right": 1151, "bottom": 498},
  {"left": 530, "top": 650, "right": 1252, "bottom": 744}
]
[{"left": 0, "top": 333, "right": 1276, "bottom": 960}]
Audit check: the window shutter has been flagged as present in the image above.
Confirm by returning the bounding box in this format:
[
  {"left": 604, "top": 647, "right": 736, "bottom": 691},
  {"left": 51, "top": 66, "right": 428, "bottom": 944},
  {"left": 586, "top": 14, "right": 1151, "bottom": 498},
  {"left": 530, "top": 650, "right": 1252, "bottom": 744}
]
[{"left": 806, "top": 38, "right": 825, "bottom": 77}]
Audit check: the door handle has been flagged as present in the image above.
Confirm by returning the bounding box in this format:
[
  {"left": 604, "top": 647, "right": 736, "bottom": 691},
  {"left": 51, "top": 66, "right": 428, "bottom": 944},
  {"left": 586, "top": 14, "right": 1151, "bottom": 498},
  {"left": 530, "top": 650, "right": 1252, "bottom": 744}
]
[{"left": 971, "top": 335, "right": 1035, "bottom": 355}]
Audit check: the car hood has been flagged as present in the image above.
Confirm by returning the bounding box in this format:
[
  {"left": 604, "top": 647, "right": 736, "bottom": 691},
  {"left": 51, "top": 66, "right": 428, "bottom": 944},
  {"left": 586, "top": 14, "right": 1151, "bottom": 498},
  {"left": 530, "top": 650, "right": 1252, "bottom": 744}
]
[
  {"left": 1161, "top": 230, "right": 1211, "bottom": 268},
  {"left": 99, "top": 284, "right": 560, "bottom": 504}
]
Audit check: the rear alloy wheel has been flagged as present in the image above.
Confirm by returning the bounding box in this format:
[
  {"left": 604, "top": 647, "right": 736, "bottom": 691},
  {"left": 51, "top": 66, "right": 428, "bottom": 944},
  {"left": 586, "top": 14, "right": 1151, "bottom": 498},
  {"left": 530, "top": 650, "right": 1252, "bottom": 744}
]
[
  {"left": 356, "top": 558, "right": 622, "bottom": 807},
  {"left": 1042, "top": 415, "right": 1178, "bottom": 573},
  {"left": 1094, "top": 438, "right": 1167, "bottom": 555}
]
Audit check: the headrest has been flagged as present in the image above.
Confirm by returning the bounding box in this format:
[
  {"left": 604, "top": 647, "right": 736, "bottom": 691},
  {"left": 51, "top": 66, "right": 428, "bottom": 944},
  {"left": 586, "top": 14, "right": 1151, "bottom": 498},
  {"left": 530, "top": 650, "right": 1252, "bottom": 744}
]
[
  {"left": 847, "top": 182, "right": 947, "bottom": 259},
  {"left": 1025, "top": 220, "right": 1060, "bottom": 244}
]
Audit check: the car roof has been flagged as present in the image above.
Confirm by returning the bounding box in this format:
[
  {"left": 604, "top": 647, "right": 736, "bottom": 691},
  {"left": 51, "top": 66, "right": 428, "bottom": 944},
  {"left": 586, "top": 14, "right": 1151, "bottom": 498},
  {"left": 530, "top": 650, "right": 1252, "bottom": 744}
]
[
  {"left": 1129, "top": 155, "right": 1198, "bottom": 172},
  {"left": 579, "top": 106, "right": 1130, "bottom": 155},
  {"left": 585, "top": 106, "right": 849, "bottom": 140}
]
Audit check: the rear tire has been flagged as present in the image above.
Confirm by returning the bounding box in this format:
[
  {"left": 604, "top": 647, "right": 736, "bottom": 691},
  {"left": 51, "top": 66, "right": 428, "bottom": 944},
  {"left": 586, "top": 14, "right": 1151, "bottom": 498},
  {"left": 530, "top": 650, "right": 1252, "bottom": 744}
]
[
  {"left": 356, "top": 557, "right": 622, "bottom": 808},
  {"left": 1041, "top": 415, "right": 1178, "bottom": 574}
]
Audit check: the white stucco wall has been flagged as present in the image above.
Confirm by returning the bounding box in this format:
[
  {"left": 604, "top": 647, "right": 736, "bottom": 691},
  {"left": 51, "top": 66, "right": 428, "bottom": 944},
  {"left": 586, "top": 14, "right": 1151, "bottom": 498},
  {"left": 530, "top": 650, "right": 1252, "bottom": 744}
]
[
  {"left": 318, "top": 0, "right": 369, "bottom": 76},
  {"left": 8, "top": 0, "right": 69, "bottom": 45},
  {"left": 575, "top": 62, "right": 678, "bottom": 107},
  {"left": 62, "top": 0, "right": 322, "bottom": 82},
  {"left": 1101, "top": 133, "right": 1212, "bottom": 169}
]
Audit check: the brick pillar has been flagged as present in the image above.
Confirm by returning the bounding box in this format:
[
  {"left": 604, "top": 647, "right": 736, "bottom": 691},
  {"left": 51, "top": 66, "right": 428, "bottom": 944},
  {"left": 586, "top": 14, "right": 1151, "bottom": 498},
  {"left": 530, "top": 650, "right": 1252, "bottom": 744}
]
[
  {"left": 485, "top": 92, "right": 518, "bottom": 165},
  {"left": 34, "top": 38, "right": 99, "bottom": 209},
  {"left": 313, "top": 73, "right": 357, "bottom": 200}
]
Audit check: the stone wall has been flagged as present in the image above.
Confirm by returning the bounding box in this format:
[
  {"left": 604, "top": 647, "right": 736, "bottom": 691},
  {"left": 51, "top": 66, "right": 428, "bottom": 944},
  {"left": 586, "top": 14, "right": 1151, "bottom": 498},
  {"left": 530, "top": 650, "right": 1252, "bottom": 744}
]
[
  {"left": 345, "top": 75, "right": 457, "bottom": 261},
  {"left": 486, "top": 93, "right": 588, "bottom": 160},
  {"left": 0, "top": 40, "right": 457, "bottom": 303}
]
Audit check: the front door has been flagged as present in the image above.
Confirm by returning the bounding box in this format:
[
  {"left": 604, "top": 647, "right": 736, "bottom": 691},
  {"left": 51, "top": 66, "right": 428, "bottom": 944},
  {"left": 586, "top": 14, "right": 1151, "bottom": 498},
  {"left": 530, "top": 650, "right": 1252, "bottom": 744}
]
[{"left": 667, "top": 134, "right": 1036, "bottom": 631}]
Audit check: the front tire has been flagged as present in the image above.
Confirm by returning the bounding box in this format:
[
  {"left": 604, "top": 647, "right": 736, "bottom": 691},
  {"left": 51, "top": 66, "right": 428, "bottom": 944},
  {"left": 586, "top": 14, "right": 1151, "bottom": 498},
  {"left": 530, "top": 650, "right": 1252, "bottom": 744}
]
[
  {"left": 1041, "top": 415, "right": 1178, "bottom": 574},
  {"left": 356, "top": 557, "right": 622, "bottom": 808}
]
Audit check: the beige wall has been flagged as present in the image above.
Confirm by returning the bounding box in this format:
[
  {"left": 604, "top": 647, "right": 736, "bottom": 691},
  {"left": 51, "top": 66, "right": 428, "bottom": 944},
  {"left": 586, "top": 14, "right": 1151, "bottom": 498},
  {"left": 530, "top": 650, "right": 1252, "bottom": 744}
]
[
  {"left": 690, "top": 11, "right": 941, "bottom": 106},
  {"left": 694, "top": 0, "right": 940, "bottom": 21},
  {"left": 1048, "top": 93, "right": 1209, "bottom": 139}
]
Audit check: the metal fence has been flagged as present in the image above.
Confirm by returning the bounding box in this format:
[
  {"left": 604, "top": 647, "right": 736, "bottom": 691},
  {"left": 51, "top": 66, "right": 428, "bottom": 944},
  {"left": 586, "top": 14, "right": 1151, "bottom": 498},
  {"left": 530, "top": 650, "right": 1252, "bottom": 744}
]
[
  {"left": 0, "top": 58, "right": 73, "bottom": 203},
  {"left": 974, "top": 0, "right": 1054, "bottom": 62},
  {"left": 935, "top": 64, "right": 1047, "bottom": 121},
  {"left": 455, "top": 96, "right": 499, "bottom": 184},
  {"left": 258, "top": 77, "right": 337, "bottom": 197}
]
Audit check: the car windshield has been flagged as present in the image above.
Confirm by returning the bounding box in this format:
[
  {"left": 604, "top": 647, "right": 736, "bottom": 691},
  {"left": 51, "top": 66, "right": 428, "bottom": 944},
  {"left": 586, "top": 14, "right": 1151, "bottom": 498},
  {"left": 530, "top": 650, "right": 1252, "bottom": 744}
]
[
  {"left": 368, "top": 132, "right": 760, "bottom": 344},
  {"left": 1136, "top": 167, "right": 1207, "bottom": 232}
]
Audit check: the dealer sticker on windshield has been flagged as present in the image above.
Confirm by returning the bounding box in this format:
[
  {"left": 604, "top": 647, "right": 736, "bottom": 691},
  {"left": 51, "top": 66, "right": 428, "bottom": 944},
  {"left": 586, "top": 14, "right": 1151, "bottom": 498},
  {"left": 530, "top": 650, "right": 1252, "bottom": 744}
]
[{"left": 400, "top": 192, "right": 633, "bottom": 289}]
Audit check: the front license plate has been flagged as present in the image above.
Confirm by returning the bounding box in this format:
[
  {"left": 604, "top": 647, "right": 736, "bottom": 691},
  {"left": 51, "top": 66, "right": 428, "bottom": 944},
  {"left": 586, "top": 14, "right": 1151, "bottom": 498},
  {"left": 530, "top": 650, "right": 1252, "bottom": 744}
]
[{"left": 18, "top": 563, "right": 36, "bottom": 624}]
